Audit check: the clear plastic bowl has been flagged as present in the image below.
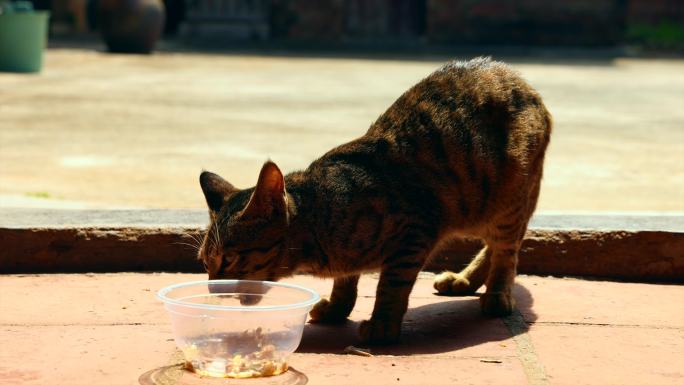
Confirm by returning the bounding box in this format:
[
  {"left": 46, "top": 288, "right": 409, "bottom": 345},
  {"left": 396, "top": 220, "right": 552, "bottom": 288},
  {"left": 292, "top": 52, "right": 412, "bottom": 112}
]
[{"left": 157, "top": 280, "right": 319, "bottom": 378}]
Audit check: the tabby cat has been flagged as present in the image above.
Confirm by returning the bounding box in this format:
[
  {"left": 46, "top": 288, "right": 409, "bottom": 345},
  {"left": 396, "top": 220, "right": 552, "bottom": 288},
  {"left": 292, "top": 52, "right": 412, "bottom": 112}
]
[{"left": 198, "top": 57, "right": 551, "bottom": 344}]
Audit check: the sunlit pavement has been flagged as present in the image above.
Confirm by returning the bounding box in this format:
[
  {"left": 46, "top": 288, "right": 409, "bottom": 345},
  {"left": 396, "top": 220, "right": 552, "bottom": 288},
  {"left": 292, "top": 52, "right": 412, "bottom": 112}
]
[{"left": 0, "top": 49, "right": 683, "bottom": 211}]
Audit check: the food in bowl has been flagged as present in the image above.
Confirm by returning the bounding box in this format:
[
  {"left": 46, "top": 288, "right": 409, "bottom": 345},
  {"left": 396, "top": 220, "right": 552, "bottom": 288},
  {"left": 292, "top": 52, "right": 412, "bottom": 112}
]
[
  {"left": 181, "top": 327, "right": 288, "bottom": 378},
  {"left": 157, "top": 280, "right": 319, "bottom": 378}
]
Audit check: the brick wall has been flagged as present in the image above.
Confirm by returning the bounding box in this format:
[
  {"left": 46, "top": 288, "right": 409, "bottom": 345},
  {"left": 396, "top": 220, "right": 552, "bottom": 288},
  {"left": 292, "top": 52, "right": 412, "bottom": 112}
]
[
  {"left": 626, "top": 0, "right": 684, "bottom": 24},
  {"left": 269, "top": 0, "right": 680, "bottom": 45},
  {"left": 270, "top": 0, "right": 345, "bottom": 41},
  {"left": 426, "top": 0, "right": 626, "bottom": 45}
]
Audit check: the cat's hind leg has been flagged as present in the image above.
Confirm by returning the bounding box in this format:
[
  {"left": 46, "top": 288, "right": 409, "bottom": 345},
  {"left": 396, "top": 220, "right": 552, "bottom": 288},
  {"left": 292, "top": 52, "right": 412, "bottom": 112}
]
[
  {"left": 479, "top": 241, "right": 520, "bottom": 316},
  {"left": 481, "top": 176, "right": 542, "bottom": 316},
  {"left": 309, "top": 275, "right": 360, "bottom": 324},
  {"left": 434, "top": 245, "right": 491, "bottom": 295},
  {"left": 480, "top": 210, "right": 531, "bottom": 316}
]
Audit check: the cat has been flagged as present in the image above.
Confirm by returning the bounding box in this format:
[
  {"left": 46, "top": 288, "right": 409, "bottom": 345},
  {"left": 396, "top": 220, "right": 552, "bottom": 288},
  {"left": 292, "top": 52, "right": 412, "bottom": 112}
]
[{"left": 197, "top": 57, "right": 551, "bottom": 344}]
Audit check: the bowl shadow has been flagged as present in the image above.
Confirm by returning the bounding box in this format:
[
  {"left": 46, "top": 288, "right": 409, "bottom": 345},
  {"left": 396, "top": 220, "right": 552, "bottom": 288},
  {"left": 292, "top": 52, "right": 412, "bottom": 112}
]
[
  {"left": 139, "top": 364, "right": 308, "bottom": 385},
  {"left": 297, "top": 282, "right": 537, "bottom": 355}
]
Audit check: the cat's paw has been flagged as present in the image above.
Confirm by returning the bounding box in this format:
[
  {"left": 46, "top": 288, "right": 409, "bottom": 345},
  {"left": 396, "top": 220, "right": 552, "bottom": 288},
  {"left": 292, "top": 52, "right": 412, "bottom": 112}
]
[
  {"left": 309, "top": 299, "right": 350, "bottom": 324},
  {"left": 480, "top": 292, "right": 515, "bottom": 317},
  {"left": 434, "top": 272, "right": 476, "bottom": 295},
  {"left": 358, "top": 318, "right": 401, "bottom": 345}
]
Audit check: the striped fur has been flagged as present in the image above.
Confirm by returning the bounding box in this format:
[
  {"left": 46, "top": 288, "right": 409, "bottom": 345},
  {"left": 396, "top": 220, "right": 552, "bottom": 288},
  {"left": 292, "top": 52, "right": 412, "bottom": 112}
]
[{"left": 198, "top": 57, "right": 551, "bottom": 344}]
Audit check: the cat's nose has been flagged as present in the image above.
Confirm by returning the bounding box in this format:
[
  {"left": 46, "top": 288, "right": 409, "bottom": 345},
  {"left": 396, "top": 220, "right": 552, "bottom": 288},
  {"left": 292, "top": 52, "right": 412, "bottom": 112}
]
[
  {"left": 206, "top": 280, "right": 260, "bottom": 304},
  {"left": 207, "top": 281, "right": 232, "bottom": 294},
  {"left": 236, "top": 280, "right": 270, "bottom": 306},
  {"left": 239, "top": 294, "right": 263, "bottom": 305},
  {"left": 207, "top": 270, "right": 220, "bottom": 282}
]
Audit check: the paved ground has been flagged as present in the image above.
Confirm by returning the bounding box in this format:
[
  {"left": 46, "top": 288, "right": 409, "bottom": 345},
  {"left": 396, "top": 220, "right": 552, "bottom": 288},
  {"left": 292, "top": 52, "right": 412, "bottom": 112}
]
[
  {"left": 0, "top": 49, "right": 683, "bottom": 211},
  {"left": 1, "top": 273, "right": 682, "bottom": 385}
]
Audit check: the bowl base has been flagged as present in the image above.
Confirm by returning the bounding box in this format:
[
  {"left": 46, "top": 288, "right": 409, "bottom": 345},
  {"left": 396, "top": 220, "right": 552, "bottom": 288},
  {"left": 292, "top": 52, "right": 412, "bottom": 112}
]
[
  {"left": 139, "top": 363, "right": 308, "bottom": 385},
  {"left": 187, "top": 359, "right": 288, "bottom": 379}
]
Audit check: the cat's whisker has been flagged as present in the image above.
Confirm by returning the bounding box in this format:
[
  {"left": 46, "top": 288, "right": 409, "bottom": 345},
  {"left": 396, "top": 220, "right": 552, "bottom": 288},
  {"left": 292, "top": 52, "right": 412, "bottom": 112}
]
[
  {"left": 185, "top": 236, "right": 200, "bottom": 249},
  {"left": 182, "top": 232, "right": 205, "bottom": 254},
  {"left": 173, "top": 241, "right": 201, "bottom": 251},
  {"left": 206, "top": 227, "right": 218, "bottom": 251},
  {"left": 213, "top": 224, "right": 222, "bottom": 250},
  {"left": 188, "top": 231, "right": 203, "bottom": 245}
]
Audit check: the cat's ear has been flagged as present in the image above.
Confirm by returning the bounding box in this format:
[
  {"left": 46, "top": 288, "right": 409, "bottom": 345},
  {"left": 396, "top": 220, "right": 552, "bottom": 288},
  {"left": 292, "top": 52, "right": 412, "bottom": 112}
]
[
  {"left": 200, "top": 171, "right": 237, "bottom": 212},
  {"left": 241, "top": 161, "right": 286, "bottom": 219}
]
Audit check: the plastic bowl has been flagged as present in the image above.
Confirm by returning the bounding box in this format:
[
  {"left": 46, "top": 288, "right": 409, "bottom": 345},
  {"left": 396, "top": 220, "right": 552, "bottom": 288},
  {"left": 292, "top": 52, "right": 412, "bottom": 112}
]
[{"left": 157, "top": 280, "right": 320, "bottom": 378}]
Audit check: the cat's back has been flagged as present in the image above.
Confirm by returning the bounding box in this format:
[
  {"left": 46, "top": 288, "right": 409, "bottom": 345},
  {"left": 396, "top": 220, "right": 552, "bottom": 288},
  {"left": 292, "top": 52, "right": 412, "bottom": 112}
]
[
  {"left": 360, "top": 57, "right": 552, "bottom": 228},
  {"left": 368, "top": 57, "right": 551, "bottom": 171}
]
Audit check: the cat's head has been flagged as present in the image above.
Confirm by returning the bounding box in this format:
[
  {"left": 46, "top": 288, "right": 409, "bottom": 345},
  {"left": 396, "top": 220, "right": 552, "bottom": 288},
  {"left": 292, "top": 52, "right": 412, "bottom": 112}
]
[{"left": 198, "top": 161, "right": 293, "bottom": 282}]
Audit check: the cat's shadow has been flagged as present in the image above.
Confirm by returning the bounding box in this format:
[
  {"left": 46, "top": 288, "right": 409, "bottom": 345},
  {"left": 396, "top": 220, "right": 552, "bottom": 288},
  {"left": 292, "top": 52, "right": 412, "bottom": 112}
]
[{"left": 297, "top": 282, "right": 536, "bottom": 355}]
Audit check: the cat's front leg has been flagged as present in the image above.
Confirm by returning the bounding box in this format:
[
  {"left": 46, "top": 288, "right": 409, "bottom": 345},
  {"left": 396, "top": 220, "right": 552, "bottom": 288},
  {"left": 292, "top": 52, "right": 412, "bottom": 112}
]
[
  {"left": 309, "top": 275, "right": 360, "bottom": 324},
  {"left": 360, "top": 255, "right": 425, "bottom": 344}
]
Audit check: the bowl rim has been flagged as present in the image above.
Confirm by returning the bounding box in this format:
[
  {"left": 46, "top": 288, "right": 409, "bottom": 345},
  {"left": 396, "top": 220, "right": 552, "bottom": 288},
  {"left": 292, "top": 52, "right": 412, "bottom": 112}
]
[{"left": 157, "top": 279, "right": 320, "bottom": 312}]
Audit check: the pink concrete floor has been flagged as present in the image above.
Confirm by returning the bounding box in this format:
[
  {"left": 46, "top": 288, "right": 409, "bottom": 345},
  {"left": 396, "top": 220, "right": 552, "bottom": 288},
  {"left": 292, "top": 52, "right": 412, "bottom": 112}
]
[{"left": 1, "top": 273, "right": 682, "bottom": 385}]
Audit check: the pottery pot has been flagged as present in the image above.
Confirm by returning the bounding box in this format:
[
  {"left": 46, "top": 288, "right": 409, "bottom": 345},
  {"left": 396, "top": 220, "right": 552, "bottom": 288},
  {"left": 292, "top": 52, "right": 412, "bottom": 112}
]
[{"left": 98, "top": 0, "right": 165, "bottom": 54}]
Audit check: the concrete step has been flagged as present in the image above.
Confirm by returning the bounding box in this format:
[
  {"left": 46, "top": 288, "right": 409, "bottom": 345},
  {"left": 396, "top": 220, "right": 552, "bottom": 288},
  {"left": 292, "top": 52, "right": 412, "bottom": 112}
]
[{"left": 1, "top": 209, "right": 682, "bottom": 281}]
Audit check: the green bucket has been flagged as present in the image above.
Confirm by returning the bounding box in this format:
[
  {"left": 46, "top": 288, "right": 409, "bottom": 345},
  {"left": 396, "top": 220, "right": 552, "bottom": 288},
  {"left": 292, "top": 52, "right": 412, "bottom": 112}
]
[{"left": 0, "top": 11, "right": 50, "bottom": 73}]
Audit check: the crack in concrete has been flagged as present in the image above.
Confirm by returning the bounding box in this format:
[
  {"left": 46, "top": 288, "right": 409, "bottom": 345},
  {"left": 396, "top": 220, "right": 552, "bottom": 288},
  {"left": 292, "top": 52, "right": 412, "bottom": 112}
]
[
  {"left": 503, "top": 309, "right": 550, "bottom": 385},
  {"left": 1, "top": 322, "right": 162, "bottom": 327},
  {"left": 527, "top": 321, "right": 682, "bottom": 330}
]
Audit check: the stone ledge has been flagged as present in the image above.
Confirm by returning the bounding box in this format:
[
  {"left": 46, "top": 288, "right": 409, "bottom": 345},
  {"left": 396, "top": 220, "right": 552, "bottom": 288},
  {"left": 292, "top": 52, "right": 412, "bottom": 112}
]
[
  {"left": 3, "top": 208, "right": 683, "bottom": 231},
  {"left": 0, "top": 209, "right": 682, "bottom": 281}
]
